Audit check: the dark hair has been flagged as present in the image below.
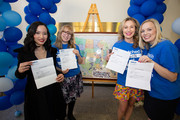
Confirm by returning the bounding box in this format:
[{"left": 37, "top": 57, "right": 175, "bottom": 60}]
[{"left": 24, "top": 21, "right": 51, "bottom": 52}]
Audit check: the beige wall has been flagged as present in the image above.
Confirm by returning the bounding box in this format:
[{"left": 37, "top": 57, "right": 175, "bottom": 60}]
[
  {"left": 11, "top": 0, "right": 180, "bottom": 43},
  {"left": 162, "top": 0, "right": 180, "bottom": 43}
]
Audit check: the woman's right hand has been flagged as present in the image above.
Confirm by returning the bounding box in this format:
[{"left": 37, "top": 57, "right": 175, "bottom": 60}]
[
  {"left": 138, "top": 55, "right": 153, "bottom": 63},
  {"left": 18, "top": 61, "right": 32, "bottom": 73}
]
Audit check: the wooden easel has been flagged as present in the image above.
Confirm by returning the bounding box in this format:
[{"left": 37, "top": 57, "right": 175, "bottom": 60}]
[{"left": 82, "top": 4, "right": 103, "bottom": 32}]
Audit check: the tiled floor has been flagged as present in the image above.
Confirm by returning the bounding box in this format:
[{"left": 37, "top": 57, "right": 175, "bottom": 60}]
[{"left": 0, "top": 84, "right": 180, "bottom": 120}]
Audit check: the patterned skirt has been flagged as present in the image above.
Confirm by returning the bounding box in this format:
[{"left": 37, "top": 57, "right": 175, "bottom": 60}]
[
  {"left": 113, "top": 84, "right": 144, "bottom": 101},
  {"left": 61, "top": 72, "right": 83, "bottom": 104}
]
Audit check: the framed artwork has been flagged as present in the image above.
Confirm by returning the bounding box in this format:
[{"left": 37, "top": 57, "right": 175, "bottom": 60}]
[{"left": 75, "top": 32, "right": 118, "bottom": 79}]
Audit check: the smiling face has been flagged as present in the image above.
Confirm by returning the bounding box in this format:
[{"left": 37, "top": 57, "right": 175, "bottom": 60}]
[
  {"left": 140, "top": 21, "right": 157, "bottom": 45},
  {"left": 61, "top": 27, "right": 72, "bottom": 44},
  {"left": 34, "top": 25, "right": 48, "bottom": 46},
  {"left": 123, "top": 20, "right": 136, "bottom": 41}
]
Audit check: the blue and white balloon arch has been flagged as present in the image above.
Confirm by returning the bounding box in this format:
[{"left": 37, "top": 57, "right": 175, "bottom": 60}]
[
  {"left": 0, "top": 0, "right": 180, "bottom": 116},
  {"left": 0, "top": 0, "right": 60, "bottom": 115}
]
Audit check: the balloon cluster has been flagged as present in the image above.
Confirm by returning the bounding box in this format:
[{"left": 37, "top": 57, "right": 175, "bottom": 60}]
[
  {"left": 128, "top": 0, "right": 167, "bottom": 24},
  {"left": 24, "top": 0, "right": 60, "bottom": 44},
  {"left": 0, "top": 0, "right": 25, "bottom": 112}
]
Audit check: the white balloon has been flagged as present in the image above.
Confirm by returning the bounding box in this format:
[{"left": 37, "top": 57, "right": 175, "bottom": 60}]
[
  {"left": 0, "top": 77, "right": 14, "bottom": 92},
  {"left": 172, "top": 17, "right": 180, "bottom": 35}
]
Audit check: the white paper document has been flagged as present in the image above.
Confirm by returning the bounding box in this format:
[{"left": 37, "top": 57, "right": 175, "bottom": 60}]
[
  {"left": 31, "top": 57, "right": 57, "bottom": 89},
  {"left": 125, "top": 60, "right": 154, "bottom": 91},
  {"left": 58, "top": 48, "right": 77, "bottom": 71},
  {"left": 106, "top": 47, "right": 131, "bottom": 74}
]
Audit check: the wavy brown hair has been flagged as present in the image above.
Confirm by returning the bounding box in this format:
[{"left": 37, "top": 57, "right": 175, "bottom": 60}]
[
  {"left": 118, "top": 17, "right": 140, "bottom": 48},
  {"left": 54, "top": 24, "right": 76, "bottom": 49}
]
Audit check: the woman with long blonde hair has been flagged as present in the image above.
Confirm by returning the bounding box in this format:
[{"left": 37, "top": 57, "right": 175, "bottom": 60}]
[
  {"left": 106, "top": 17, "right": 144, "bottom": 120},
  {"left": 138, "top": 19, "right": 180, "bottom": 120},
  {"left": 54, "top": 25, "right": 83, "bottom": 120}
]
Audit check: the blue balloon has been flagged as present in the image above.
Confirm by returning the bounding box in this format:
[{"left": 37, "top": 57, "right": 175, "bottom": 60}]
[
  {"left": 53, "top": 0, "right": 61, "bottom": 3},
  {"left": 8, "top": 43, "right": 23, "bottom": 57},
  {"left": 0, "top": 16, "right": 6, "bottom": 31},
  {"left": 24, "top": 5, "right": 31, "bottom": 14},
  {"left": 0, "top": 2, "right": 11, "bottom": 13},
  {"left": 48, "top": 4, "right": 57, "bottom": 13},
  {"left": 0, "top": 0, "right": 3, "bottom": 4},
  {"left": 172, "top": 17, "right": 180, "bottom": 35},
  {"left": 0, "top": 67, "right": 9, "bottom": 76},
  {"left": 26, "top": 24, "right": 30, "bottom": 32},
  {"left": 130, "top": 0, "right": 133, "bottom": 5},
  {"left": 140, "top": 0, "right": 157, "bottom": 16},
  {"left": 39, "top": 12, "right": 51, "bottom": 25},
  {"left": 131, "top": 0, "right": 146, "bottom": 6},
  {"left": 4, "top": 0, "right": 18, "bottom": 2},
  {"left": 10, "top": 91, "right": 24, "bottom": 105},
  {"left": 4, "top": 27, "right": 23, "bottom": 42},
  {"left": 25, "top": 14, "right": 39, "bottom": 24},
  {"left": 26, "top": 0, "right": 38, "bottom": 2},
  {"left": 0, "top": 96, "right": 13, "bottom": 110},
  {"left": 0, "top": 39, "right": 7, "bottom": 52},
  {"left": 47, "top": 24, "right": 57, "bottom": 35},
  {"left": 50, "top": 34, "right": 56, "bottom": 44},
  {"left": 39, "top": 0, "right": 53, "bottom": 10},
  {"left": 6, "top": 41, "right": 18, "bottom": 47},
  {"left": 147, "top": 12, "right": 164, "bottom": 24},
  {"left": 4, "top": 87, "right": 15, "bottom": 96},
  {"left": 50, "top": 17, "right": 56, "bottom": 25},
  {"left": 14, "top": 78, "right": 27, "bottom": 91},
  {"left": 42, "top": 8, "right": 48, "bottom": 13},
  {"left": 28, "top": 2, "right": 43, "bottom": 16},
  {"left": 155, "top": 0, "right": 165, "bottom": 4},
  {"left": 127, "top": 5, "right": 140, "bottom": 17},
  {"left": 11, "top": 57, "right": 18, "bottom": 67},
  {"left": 174, "top": 38, "right": 180, "bottom": 51},
  {"left": 132, "top": 14, "right": 145, "bottom": 24},
  {"left": 2, "top": 10, "right": 22, "bottom": 27},
  {"left": 0, "top": 52, "right": 13, "bottom": 67},
  {"left": 155, "top": 2, "right": 167, "bottom": 14}
]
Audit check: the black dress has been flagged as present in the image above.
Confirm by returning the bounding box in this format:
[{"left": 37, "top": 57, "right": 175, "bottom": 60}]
[{"left": 15, "top": 47, "right": 66, "bottom": 120}]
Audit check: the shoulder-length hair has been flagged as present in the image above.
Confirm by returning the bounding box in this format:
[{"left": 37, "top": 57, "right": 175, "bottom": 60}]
[
  {"left": 54, "top": 24, "right": 76, "bottom": 49},
  {"left": 139, "top": 19, "right": 162, "bottom": 50},
  {"left": 24, "top": 21, "right": 51, "bottom": 52},
  {"left": 118, "top": 17, "right": 140, "bottom": 48}
]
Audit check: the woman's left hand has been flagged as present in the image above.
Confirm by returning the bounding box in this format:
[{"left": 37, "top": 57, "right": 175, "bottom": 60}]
[{"left": 56, "top": 74, "right": 64, "bottom": 82}]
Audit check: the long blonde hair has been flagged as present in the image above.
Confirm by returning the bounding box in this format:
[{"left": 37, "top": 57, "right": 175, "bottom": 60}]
[
  {"left": 118, "top": 17, "right": 140, "bottom": 48},
  {"left": 139, "top": 19, "right": 162, "bottom": 50},
  {"left": 54, "top": 24, "right": 76, "bottom": 49}
]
